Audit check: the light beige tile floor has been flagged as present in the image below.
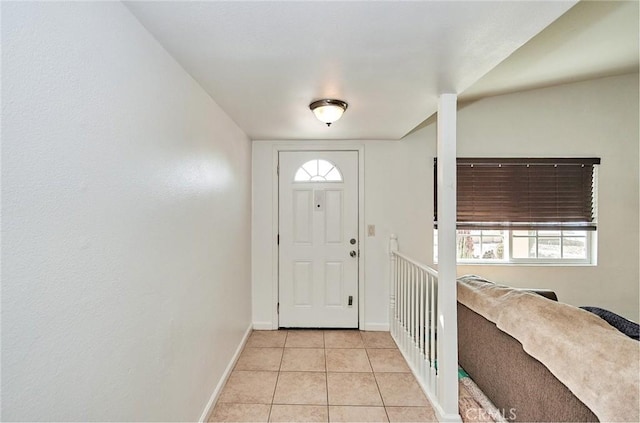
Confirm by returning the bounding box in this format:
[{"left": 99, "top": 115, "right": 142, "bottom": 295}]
[{"left": 210, "top": 330, "right": 488, "bottom": 423}]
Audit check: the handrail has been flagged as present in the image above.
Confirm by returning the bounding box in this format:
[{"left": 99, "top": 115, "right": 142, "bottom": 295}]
[
  {"left": 389, "top": 234, "right": 461, "bottom": 422},
  {"left": 391, "top": 250, "right": 438, "bottom": 278}
]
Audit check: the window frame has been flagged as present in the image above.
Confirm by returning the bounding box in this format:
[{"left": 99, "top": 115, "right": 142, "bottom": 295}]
[
  {"left": 508, "top": 230, "right": 592, "bottom": 265},
  {"left": 293, "top": 159, "right": 343, "bottom": 183},
  {"left": 434, "top": 229, "right": 595, "bottom": 265}
]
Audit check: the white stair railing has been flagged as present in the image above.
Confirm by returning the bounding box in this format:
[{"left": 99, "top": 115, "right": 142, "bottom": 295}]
[{"left": 389, "top": 234, "right": 461, "bottom": 422}]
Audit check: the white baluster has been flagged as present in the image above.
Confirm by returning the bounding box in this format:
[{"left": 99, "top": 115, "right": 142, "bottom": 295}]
[
  {"left": 385, "top": 237, "right": 458, "bottom": 422},
  {"left": 389, "top": 234, "right": 398, "bottom": 338},
  {"left": 420, "top": 269, "right": 425, "bottom": 357}
]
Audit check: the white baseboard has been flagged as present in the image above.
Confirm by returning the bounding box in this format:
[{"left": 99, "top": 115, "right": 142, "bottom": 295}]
[
  {"left": 199, "top": 324, "right": 252, "bottom": 422},
  {"left": 252, "top": 321, "right": 388, "bottom": 331},
  {"left": 252, "top": 321, "right": 276, "bottom": 330},
  {"left": 362, "top": 323, "right": 390, "bottom": 331},
  {"left": 434, "top": 403, "right": 464, "bottom": 423}
]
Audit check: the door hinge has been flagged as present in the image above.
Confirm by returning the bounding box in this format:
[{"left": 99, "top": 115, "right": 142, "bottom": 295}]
[
  {"left": 277, "top": 303, "right": 280, "bottom": 314},
  {"left": 277, "top": 234, "right": 280, "bottom": 245},
  {"left": 277, "top": 163, "right": 279, "bottom": 176}
]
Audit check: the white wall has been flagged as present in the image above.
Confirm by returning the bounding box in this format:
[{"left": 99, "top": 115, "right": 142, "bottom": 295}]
[
  {"left": 251, "top": 137, "right": 433, "bottom": 330},
  {"left": 2, "top": 2, "right": 252, "bottom": 421},
  {"left": 252, "top": 73, "right": 639, "bottom": 329},
  {"left": 454, "top": 73, "right": 639, "bottom": 321}
]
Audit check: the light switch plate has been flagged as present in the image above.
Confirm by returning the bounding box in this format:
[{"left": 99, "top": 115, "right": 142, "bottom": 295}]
[{"left": 367, "top": 225, "right": 376, "bottom": 236}]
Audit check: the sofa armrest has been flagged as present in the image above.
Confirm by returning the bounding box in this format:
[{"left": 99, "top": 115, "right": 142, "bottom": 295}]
[{"left": 525, "top": 289, "right": 558, "bottom": 301}]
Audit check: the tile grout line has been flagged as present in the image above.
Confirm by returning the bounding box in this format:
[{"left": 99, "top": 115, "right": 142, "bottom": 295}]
[
  {"left": 364, "top": 335, "right": 393, "bottom": 423},
  {"left": 266, "top": 330, "right": 287, "bottom": 422},
  {"left": 325, "top": 330, "right": 335, "bottom": 421},
  {"left": 323, "top": 331, "right": 330, "bottom": 422},
  {"left": 363, "top": 347, "right": 388, "bottom": 422}
]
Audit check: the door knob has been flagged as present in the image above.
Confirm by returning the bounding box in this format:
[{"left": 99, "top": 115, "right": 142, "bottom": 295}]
[{"left": 350, "top": 250, "right": 357, "bottom": 258}]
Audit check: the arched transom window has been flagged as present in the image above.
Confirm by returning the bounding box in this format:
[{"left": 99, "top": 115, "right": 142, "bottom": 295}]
[{"left": 294, "top": 159, "right": 343, "bottom": 182}]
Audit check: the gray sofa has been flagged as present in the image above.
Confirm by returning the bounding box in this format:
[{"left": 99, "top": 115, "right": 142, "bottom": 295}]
[
  {"left": 458, "top": 301, "right": 598, "bottom": 422},
  {"left": 457, "top": 276, "right": 639, "bottom": 423}
]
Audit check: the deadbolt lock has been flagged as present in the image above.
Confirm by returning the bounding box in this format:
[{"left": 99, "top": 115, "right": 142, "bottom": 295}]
[{"left": 350, "top": 238, "right": 357, "bottom": 245}]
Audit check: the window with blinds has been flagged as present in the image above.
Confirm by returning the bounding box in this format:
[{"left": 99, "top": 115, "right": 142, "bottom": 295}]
[{"left": 434, "top": 158, "right": 600, "bottom": 231}]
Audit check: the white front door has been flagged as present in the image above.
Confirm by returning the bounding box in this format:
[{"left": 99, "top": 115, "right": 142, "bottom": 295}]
[{"left": 278, "top": 151, "right": 359, "bottom": 328}]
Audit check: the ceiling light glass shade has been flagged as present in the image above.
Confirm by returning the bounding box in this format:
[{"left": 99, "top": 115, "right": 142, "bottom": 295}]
[{"left": 309, "top": 99, "right": 348, "bottom": 126}]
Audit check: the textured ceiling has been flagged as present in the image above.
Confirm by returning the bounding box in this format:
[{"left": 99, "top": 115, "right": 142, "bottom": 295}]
[
  {"left": 125, "top": 1, "right": 579, "bottom": 140},
  {"left": 461, "top": 0, "right": 639, "bottom": 102}
]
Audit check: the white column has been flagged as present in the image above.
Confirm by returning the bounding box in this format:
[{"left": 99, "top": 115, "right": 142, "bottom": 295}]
[{"left": 436, "top": 94, "right": 461, "bottom": 422}]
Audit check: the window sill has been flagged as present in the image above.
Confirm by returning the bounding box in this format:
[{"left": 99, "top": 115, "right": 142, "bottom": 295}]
[{"left": 455, "top": 262, "right": 596, "bottom": 267}]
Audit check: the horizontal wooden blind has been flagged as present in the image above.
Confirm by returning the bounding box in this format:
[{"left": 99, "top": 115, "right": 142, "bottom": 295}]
[{"left": 434, "top": 158, "right": 600, "bottom": 230}]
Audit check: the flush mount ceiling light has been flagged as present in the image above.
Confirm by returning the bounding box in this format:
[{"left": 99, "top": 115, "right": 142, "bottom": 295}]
[{"left": 309, "top": 99, "right": 348, "bottom": 127}]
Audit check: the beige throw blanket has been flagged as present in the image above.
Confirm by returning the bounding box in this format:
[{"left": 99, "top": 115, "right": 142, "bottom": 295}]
[{"left": 458, "top": 276, "right": 640, "bottom": 423}]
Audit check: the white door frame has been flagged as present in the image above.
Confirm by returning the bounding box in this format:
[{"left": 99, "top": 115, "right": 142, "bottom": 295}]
[{"left": 271, "top": 143, "right": 365, "bottom": 329}]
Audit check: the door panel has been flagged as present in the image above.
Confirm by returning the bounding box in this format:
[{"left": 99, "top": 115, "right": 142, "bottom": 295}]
[
  {"left": 279, "top": 151, "right": 358, "bottom": 328},
  {"left": 293, "top": 190, "right": 312, "bottom": 244},
  {"left": 324, "top": 262, "right": 343, "bottom": 307},
  {"left": 324, "top": 190, "right": 343, "bottom": 244},
  {"left": 293, "top": 261, "right": 312, "bottom": 306}
]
